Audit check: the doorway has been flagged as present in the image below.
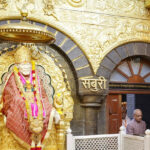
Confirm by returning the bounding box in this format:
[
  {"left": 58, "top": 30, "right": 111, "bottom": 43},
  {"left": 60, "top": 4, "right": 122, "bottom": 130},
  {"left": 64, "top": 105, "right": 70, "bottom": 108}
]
[
  {"left": 107, "top": 93, "right": 150, "bottom": 133},
  {"left": 107, "top": 56, "right": 150, "bottom": 134}
]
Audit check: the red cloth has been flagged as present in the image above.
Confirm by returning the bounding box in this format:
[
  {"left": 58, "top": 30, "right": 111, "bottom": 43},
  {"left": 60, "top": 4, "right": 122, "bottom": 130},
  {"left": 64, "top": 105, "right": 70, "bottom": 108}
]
[
  {"left": 36, "top": 147, "right": 42, "bottom": 150},
  {"left": 2, "top": 73, "right": 52, "bottom": 145}
]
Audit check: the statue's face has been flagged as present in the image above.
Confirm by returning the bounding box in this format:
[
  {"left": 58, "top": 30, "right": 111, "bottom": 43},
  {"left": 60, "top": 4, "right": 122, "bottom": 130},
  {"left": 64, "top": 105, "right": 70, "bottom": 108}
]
[{"left": 18, "top": 63, "right": 32, "bottom": 75}]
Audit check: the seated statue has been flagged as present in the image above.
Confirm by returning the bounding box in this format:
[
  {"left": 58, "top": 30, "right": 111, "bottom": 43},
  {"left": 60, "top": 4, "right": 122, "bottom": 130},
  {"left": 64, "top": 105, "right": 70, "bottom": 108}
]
[{"left": 0, "top": 46, "right": 62, "bottom": 150}]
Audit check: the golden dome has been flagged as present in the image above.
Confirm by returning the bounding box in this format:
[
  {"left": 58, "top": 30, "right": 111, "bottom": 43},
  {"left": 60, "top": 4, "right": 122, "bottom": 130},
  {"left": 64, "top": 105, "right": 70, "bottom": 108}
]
[{"left": 0, "top": 21, "right": 55, "bottom": 43}]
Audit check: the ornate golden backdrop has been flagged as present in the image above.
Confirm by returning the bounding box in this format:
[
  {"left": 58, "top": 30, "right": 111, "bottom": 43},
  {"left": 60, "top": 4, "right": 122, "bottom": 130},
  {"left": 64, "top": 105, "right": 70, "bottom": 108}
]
[
  {"left": 0, "top": 0, "right": 149, "bottom": 149},
  {"left": 0, "top": 0, "right": 150, "bottom": 73}
]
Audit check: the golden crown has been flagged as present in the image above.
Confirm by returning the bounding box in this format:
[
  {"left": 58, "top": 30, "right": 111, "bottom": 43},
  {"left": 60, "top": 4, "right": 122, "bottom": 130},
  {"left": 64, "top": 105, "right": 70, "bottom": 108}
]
[{"left": 14, "top": 46, "right": 31, "bottom": 64}]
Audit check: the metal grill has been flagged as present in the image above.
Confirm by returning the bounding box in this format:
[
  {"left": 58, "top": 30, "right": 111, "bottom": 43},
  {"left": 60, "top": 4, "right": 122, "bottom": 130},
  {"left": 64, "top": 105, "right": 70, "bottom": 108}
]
[{"left": 75, "top": 135, "right": 119, "bottom": 150}]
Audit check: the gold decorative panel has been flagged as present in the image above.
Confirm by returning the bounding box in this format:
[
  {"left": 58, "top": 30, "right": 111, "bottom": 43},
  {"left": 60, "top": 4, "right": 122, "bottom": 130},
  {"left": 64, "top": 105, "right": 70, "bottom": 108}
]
[
  {"left": 145, "top": 0, "right": 150, "bottom": 8},
  {"left": 0, "top": 0, "right": 150, "bottom": 73}
]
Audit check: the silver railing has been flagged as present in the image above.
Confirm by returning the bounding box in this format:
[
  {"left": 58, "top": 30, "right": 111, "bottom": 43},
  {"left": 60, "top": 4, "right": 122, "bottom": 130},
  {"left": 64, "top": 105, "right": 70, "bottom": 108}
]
[{"left": 67, "top": 127, "right": 150, "bottom": 150}]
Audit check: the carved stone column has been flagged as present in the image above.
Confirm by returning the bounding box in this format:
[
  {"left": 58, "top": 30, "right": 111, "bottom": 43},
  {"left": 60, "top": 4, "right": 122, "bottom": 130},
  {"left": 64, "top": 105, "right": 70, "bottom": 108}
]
[{"left": 81, "top": 95, "right": 103, "bottom": 135}]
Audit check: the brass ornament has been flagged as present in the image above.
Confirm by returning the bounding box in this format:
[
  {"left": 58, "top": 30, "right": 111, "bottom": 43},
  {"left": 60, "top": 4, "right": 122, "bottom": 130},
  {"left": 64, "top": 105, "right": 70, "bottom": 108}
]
[
  {"left": 43, "top": 0, "right": 58, "bottom": 20},
  {"left": 0, "top": 22, "right": 55, "bottom": 43},
  {"left": 29, "top": 119, "right": 43, "bottom": 134},
  {"left": 67, "top": 0, "right": 85, "bottom": 7},
  {"left": 0, "top": 0, "right": 8, "bottom": 10},
  {"left": 145, "top": 0, "right": 150, "bottom": 8},
  {"left": 15, "top": 0, "right": 37, "bottom": 15}
]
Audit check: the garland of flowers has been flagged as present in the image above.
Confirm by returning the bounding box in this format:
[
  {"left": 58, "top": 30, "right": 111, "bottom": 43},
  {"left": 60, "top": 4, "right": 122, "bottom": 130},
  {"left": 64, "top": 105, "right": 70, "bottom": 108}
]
[
  {"left": 13, "top": 61, "right": 43, "bottom": 122},
  {"left": 31, "top": 60, "right": 43, "bottom": 120},
  {"left": 14, "top": 66, "right": 31, "bottom": 121}
]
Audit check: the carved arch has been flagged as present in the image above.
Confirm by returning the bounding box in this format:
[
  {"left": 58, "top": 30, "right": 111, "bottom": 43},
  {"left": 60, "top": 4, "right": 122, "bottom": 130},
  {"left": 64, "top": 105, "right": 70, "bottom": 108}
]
[{"left": 96, "top": 42, "right": 150, "bottom": 80}]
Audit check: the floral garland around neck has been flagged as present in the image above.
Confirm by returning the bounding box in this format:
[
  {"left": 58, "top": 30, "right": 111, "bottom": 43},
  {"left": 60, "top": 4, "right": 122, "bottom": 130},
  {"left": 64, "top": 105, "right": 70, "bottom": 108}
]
[{"left": 13, "top": 61, "right": 44, "bottom": 122}]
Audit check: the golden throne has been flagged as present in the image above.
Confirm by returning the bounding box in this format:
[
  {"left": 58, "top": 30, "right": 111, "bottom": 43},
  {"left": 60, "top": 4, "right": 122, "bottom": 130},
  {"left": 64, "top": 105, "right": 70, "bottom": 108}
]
[{"left": 0, "top": 20, "right": 74, "bottom": 150}]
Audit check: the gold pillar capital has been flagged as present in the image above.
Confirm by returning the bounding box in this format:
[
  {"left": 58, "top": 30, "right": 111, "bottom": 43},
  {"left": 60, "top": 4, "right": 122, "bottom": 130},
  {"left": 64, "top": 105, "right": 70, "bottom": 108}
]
[{"left": 145, "top": 0, "right": 150, "bottom": 8}]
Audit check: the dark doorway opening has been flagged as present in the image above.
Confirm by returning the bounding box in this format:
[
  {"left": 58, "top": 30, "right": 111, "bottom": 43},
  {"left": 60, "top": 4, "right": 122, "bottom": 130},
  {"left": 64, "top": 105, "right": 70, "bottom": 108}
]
[
  {"left": 122, "top": 94, "right": 150, "bottom": 129},
  {"left": 135, "top": 94, "right": 150, "bottom": 129},
  {"left": 108, "top": 56, "right": 150, "bottom": 133}
]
